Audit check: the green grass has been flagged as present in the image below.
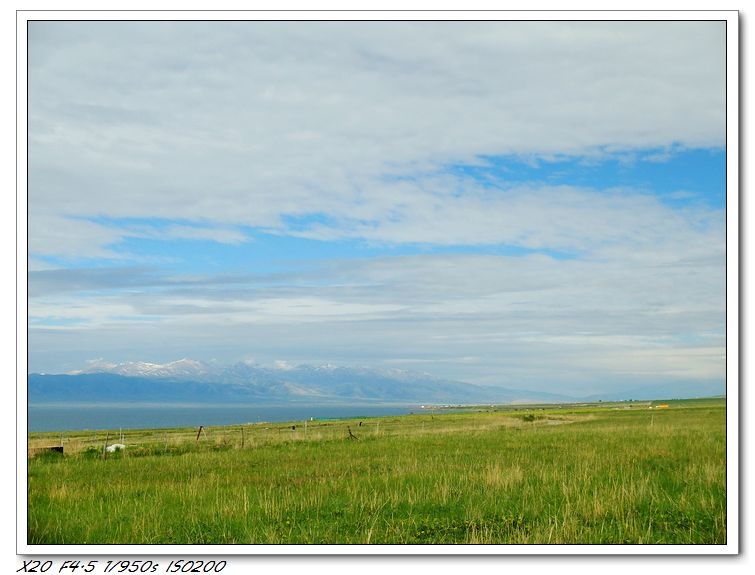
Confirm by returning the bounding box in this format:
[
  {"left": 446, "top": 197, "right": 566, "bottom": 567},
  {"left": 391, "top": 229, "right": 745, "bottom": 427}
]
[{"left": 27, "top": 398, "right": 726, "bottom": 545}]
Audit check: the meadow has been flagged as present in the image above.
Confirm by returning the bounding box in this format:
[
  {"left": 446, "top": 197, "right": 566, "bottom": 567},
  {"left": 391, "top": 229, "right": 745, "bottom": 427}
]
[{"left": 26, "top": 398, "right": 726, "bottom": 545}]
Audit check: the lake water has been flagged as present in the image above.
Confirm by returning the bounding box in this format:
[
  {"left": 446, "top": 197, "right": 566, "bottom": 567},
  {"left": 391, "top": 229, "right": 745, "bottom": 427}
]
[{"left": 26, "top": 403, "right": 420, "bottom": 432}]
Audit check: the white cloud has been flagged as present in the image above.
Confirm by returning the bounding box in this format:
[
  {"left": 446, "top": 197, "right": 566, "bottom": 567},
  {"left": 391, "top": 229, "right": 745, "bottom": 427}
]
[
  {"left": 28, "top": 214, "right": 125, "bottom": 260},
  {"left": 289, "top": 180, "right": 725, "bottom": 258},
  {"left": 27, "top": 20, "right": 725, "bottom": 256}
]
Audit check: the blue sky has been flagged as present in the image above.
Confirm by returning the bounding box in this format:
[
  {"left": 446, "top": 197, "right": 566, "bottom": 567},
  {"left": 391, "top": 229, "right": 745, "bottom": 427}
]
[{"left": 26, "top": 20, "right": 727, "bottom": 396}]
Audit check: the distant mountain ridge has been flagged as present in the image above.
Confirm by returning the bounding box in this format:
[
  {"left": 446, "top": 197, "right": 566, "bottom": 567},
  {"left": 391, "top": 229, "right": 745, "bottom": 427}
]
[
  {"left": 28, "top": 359, "right": 725, "bottom": 405},
  {"left": 30, "top": 359, "right": 574, "bottom": 404}
]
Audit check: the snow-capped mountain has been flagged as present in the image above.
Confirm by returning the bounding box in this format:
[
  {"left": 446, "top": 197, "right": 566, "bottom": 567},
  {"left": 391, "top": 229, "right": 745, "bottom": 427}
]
[
  {"left": 30, "top": 358, "right": 566, "bottom": 404},
  {"left": 72, "top": 358, "right": 212, "bottom": 379},
  {"left": 29, "top": 358, "right": 725, "bottom": 405},
  {"left": 66, "top": 359, "right": 453, "bottom": 388}
]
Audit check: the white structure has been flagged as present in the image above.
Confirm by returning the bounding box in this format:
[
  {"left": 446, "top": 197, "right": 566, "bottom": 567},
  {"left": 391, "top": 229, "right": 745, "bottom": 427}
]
[{"left": 105, "top": 443, "right": 126, "bottom": 452}]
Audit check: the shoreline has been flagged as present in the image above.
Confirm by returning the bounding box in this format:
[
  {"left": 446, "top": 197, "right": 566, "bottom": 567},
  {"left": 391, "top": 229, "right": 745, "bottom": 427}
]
[{"left": 25, "top": 396, "right": 725, "bottom": 436}]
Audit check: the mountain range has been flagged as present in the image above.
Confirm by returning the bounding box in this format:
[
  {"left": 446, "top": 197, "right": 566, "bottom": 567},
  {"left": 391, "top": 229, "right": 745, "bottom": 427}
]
[{"left": 27, "top": 359, "right": 725, "bottom": 405}]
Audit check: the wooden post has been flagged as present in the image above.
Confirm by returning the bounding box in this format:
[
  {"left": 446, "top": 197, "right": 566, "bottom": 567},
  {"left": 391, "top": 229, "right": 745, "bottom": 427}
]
[
  {"left": 196, "top": 425, "right": 204, "bottom": 441},
  {"left": 102, "top": 432, "right": 110, "bottom": 459},
  {"left": 240, "top": 426, "right": 245, "bottom": 449}
]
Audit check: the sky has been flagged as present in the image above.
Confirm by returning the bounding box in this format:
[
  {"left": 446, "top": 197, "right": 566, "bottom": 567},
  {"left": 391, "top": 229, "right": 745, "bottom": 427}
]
[{"left": 25, "top": 19, "right": 728, "bottom": 396}]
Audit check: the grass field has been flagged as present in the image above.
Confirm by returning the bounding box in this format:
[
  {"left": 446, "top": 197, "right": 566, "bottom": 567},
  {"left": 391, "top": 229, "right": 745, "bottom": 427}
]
[{"left": 26, "top": 398, "right": 726, "bottom": 545}]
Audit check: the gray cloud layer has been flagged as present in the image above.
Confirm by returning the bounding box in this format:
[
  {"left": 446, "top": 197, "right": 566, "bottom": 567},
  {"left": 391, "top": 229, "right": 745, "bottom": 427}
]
[
  {"left": 28, "top": 20, "right": 725, "bottom": 257},
  {"left": 26, "top": 20, "right": 727, "bottom": 393},
  {"left": 29, "top": 248, "right": 725, "bottom": 393}
]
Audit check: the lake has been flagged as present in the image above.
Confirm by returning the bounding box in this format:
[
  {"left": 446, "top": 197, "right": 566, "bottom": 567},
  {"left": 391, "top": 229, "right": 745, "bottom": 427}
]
[{"left": 26, "top": 402, "right": 420, "bottom": 432}]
